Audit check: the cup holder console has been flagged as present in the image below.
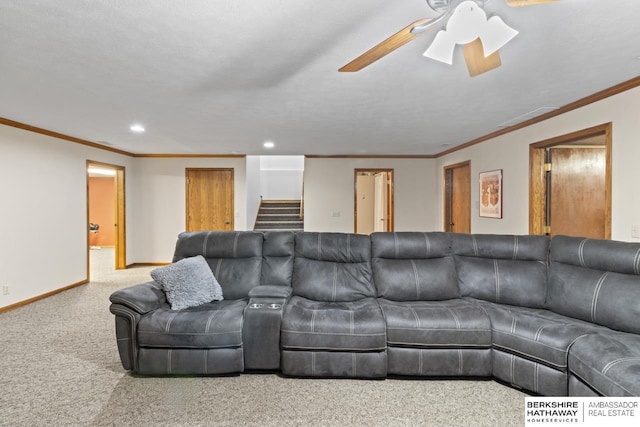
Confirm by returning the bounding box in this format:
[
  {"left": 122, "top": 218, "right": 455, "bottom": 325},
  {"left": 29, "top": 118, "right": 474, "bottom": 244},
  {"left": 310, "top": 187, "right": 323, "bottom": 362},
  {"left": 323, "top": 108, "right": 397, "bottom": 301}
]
[{"left": 249, "top": 302, "right": 282, "bottom": 310}]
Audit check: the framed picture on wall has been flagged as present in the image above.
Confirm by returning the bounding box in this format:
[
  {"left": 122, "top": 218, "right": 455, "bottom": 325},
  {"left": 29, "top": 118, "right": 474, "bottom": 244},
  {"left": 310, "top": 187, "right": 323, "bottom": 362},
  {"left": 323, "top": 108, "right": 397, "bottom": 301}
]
[{"left": 479, "top": 169, "right": 502, "bottom": 219}]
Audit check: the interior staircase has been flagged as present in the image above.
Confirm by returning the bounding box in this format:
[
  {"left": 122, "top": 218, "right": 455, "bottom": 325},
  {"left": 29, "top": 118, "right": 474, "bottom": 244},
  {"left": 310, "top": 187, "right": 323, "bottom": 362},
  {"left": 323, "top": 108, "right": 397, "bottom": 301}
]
[{"left": 253, "top": 199, "right": 304, "bottom": 232}]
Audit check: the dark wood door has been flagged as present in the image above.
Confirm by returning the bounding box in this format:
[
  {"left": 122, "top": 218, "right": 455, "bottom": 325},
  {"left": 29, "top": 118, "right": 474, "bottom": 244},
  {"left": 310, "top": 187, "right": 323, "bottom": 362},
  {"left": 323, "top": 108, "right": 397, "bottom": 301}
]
[
  {"left": 186, "top": 168, "right": 234, "bottom": 231},
  {"left": 444, "top": 162, "right": 471, "bottom": 233},
  {"left": 548, "top": 147, "right": 606, "bottom": 238}
]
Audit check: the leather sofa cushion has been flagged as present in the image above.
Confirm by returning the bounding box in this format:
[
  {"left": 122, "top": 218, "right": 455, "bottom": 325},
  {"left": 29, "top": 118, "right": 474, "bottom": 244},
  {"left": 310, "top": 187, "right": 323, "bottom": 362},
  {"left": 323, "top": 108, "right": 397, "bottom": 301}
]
[
  {"left": 172, "top": 231, "right": 263, "bottom": 300},
  {"left": 551, "top": 235, "right": 640, "bottom": 275},
  {"left": 137, "top": 299, "right": 245, "bottom": 348},
  {"left": 371, "top": 232, "right": 459, "bottom": 301},
  {"left": 452, "top": 233, "right": 549, "bottom": 261},
  {"left": 173, "top": 230, "right": 263, "bottom": 260},
  {"left": 261, "top": 231, "right": 295, "bottom": 287},
  {"left": 281, "top": 296, "right": 386, "bottom": 351},
  {"left": 568, "top": 332, "right": 640, "bottom": 397},
  {"left": 293, "top": 233, "right": 375, "bottom": 302},
  {"left": 452, "top": 234, "right": 549, "bottom": 308},
  {"left": 379, "top": 299, "right": 491, "bottom": 348},
  {"left": 475, "top": 301, "right": 604, "bottom": 370},
  {"left": 371, "top": 232, "right": 451, "bottom": 259},
  {"left": 548, "top": 235, "right": 640, "bottom": 334}
]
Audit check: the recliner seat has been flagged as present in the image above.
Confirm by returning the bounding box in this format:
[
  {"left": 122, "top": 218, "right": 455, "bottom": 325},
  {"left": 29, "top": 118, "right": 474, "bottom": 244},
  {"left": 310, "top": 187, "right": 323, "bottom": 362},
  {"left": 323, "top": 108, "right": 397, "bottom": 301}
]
[
  {"left": 372, "top": 232, "right": 492, "bottom": 377},
  {"left": 280, "top": 232, "right": 387, "bottom": 378}
]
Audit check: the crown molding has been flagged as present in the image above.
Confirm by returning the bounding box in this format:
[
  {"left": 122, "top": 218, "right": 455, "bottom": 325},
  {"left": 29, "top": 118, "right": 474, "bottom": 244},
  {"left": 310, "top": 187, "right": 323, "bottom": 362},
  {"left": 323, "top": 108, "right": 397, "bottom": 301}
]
[
  {"left": 0, "top": 117, "right": 135, "bottom": 156},
  {"left": 305, "top": 154, "right": 436, "bottom": 159},
  {"left": 132, "top": 153, "right": 246, "bottom": 158},
  {"left": 434, "top": 75, "right": 640, "bottom": 158}
]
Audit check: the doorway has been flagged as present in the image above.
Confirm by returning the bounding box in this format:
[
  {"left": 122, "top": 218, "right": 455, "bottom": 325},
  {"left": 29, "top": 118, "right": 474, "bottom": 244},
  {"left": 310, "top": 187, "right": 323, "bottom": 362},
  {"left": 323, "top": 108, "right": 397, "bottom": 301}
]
[
  {"left": 186, "top": 168, "right": 234, "bottom": 231},
  {"left": 354, "top": 169, "right": 394, "bottom": 234},
  {"left": 87, "top": 161, "right": 126, "bottom": 278},
  {"left": 443, "top": 161, "right": 471, "bottom": 233},
  {"left": 529, "top": 123, "right": 612, "bottom": 238}
]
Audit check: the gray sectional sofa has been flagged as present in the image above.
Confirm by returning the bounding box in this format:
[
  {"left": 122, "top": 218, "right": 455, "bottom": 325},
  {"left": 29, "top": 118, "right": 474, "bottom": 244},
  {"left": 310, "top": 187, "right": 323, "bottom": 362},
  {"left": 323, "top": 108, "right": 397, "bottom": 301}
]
[{"left": 109, "top": 231, "right": 640, "bottom": 396}]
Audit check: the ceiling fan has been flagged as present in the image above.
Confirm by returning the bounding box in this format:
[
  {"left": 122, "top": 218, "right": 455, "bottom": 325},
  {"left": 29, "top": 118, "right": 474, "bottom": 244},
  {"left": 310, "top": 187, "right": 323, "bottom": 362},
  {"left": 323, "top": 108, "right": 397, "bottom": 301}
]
[{"left": 338, "top": 0, "right": 561, "bottom": 77}]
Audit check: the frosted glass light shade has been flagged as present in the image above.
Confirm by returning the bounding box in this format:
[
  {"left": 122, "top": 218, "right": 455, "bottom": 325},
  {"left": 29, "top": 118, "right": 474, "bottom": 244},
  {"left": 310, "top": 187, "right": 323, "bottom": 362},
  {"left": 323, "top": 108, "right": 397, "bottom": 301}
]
[
  {"left": 424, "top": 31, "right": 457, "bottom": 64},
  {"left": 481, "top": 16, "right": 519, "bottom": 57}
]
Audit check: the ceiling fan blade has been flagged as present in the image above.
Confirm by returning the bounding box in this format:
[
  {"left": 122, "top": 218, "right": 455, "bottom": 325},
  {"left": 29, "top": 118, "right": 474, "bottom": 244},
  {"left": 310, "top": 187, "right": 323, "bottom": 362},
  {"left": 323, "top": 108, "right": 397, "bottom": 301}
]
[
  {"left": 506, "top": 0, "right": 561, "bottom": 6},
  {"left": 463, "top": 38, "right": 501, "bottom": 77},
  {"left": 339, "top": 18, "right": 435, "bottom": 72}
]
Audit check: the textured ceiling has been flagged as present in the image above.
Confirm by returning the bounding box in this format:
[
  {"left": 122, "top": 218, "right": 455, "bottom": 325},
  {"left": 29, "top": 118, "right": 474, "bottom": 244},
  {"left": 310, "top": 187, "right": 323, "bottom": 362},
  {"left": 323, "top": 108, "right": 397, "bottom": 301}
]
[{"left": 1, "top": 0, "right": 639, "bottom": 155}]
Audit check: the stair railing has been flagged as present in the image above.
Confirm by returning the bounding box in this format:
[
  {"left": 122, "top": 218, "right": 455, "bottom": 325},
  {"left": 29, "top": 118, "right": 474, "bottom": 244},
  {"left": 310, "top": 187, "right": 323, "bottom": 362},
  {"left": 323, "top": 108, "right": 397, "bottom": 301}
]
[{"left": 299, "top": 172, "right": 304, "bottom": 219}]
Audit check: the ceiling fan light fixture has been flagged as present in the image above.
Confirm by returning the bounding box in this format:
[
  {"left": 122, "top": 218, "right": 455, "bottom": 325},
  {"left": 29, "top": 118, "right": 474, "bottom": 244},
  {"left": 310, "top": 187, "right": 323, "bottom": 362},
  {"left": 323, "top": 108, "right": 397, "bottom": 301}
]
[{"left": 423, "top": 1, "right": 518, "bottom": 65}]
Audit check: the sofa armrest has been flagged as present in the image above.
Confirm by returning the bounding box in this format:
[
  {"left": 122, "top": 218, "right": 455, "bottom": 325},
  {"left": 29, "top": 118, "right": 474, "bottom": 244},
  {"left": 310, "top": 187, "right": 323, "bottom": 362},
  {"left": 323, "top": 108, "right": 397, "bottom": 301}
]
[
  {"left": 109, "top": 304, "right": 142, "bottom": 371},
  {"left": 109, "top": 281, "right": 167, "bottom": 314},
  {"left": 248, "top": 285, "right": 292, "bottom": 299}
]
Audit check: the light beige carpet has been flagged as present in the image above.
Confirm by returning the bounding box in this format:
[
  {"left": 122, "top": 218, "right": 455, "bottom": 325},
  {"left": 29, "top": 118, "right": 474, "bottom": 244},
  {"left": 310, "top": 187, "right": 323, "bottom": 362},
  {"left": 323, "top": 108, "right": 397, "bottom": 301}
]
[{"left": 0, "top": 249, "right": 526, "bottom": 426}]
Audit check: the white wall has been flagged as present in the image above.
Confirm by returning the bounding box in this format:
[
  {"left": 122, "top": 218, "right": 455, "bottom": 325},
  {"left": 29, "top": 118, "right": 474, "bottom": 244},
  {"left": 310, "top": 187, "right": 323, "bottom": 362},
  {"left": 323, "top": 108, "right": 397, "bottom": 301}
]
[
  {"left": 129, "top": 157, "right": 247, "bottom": 263},
  {"left": 436, "top": 86, "right": 640, "bottom": 241},
  {"left": 304, "top": 158, "right": 438, "bottom": 232},
  {"left": 259, "top": 155, "right": 304, "bottom": 200},
  {"left": 0, "top": 124, "right": 133, "bottom": 309}
]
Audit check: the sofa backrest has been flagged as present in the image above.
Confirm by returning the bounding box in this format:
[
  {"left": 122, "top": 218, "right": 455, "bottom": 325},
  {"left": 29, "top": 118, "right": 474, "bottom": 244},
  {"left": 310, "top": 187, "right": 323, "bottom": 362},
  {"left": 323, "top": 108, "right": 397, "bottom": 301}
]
[
  {"left": 292, "top": 232, "right": 374, "bottom": 302},
  {"left": 451, "top": 233, "right": 549, "bottom": 308},
  {"left": 261, "top": 231, "right": 295, "bottom": 287},
  {"left": 548, "top": 235, "right": 640, "bottom": 334},
  {"left": 371, "top": 232, "right": 458, "bottom": 301},
  {"left": 173, "top": 231, "right": 263, "bottom": 300}
]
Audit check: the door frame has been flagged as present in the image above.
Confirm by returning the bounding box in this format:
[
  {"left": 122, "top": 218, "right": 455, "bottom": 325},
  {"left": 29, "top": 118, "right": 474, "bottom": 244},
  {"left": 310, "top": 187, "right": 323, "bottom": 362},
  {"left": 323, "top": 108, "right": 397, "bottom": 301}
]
[
  {"left": 86, "top": 160, "right": 127, "bottom": 276},
  {"left": 185, "top": 168, "right": 235, "bottom": 231},
  {"left": 354, "top": 169, "right": 394, "bottom": 234},
  {"left": 443, "top": 160, "right": 471, "bottom": 233},
  {"left": 529, "top": 122, "right": 612, "bottom": 237}
]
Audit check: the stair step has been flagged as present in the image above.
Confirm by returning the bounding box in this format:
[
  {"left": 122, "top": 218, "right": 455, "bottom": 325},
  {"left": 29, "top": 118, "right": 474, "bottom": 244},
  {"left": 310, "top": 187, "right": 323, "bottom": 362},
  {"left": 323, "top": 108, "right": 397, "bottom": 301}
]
[
  {"left": 255, "top": 224, "right": 304, "bottom": 230},
  {"left": 257, "top": 215, "right": 301, "bottom": 221},
  {"left": 255, "top": 220, "right": 304, "bottom": 225},
  {"left": 254, "top": 200, "right": 303, "bottom": 231},
  {"left": 261, "top": 202, "right": 300, "bottom": 208},
  {"left": 258, "top": 208, "right": 300, "bottom": 215}
]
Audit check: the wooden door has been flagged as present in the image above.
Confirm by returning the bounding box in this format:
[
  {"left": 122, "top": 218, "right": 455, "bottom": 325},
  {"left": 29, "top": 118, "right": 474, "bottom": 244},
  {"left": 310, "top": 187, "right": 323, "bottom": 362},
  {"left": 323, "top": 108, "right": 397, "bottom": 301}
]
[
  {"left": 529, "top": 123, "right": 611, "bottom": 238},
  {"left": 186, "top": 168, "right": 234, "bottom": 231},
  {"left": 548, "top": 147, "right": 606, "bottom": 238},
  {"left": 444, "top": 161, "right": 471, "bottom": 233}
]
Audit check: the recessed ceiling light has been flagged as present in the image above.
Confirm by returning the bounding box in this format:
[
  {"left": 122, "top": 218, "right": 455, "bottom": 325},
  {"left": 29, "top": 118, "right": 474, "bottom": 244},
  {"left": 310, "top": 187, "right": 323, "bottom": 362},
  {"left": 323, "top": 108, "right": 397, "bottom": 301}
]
[
  {"left": 130, "top": 124, "right": 145, "bottom": 133},
  {"left": 263, "top": 141, "right": 275, "bottom": 149}
]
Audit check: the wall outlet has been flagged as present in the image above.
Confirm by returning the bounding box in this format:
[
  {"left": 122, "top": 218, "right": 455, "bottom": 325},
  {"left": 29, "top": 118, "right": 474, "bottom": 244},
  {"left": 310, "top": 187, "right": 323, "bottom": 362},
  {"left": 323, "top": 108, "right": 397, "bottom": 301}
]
[
  {"left": 331, "top": 211, "right": 341, "bottom": 218},
  {"left": 632, "top": 224, "right": 640, "bottom": 239},
  {"left": 2, "top": 285, "right": 9, "bottom": 296}
]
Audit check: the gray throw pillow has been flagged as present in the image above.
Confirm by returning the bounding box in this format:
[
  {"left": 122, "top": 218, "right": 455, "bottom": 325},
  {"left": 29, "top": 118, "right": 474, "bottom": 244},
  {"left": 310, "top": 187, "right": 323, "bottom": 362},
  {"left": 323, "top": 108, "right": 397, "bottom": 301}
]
[{"left": 151, "top": 255, "right": 223, "bottom": 310}]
